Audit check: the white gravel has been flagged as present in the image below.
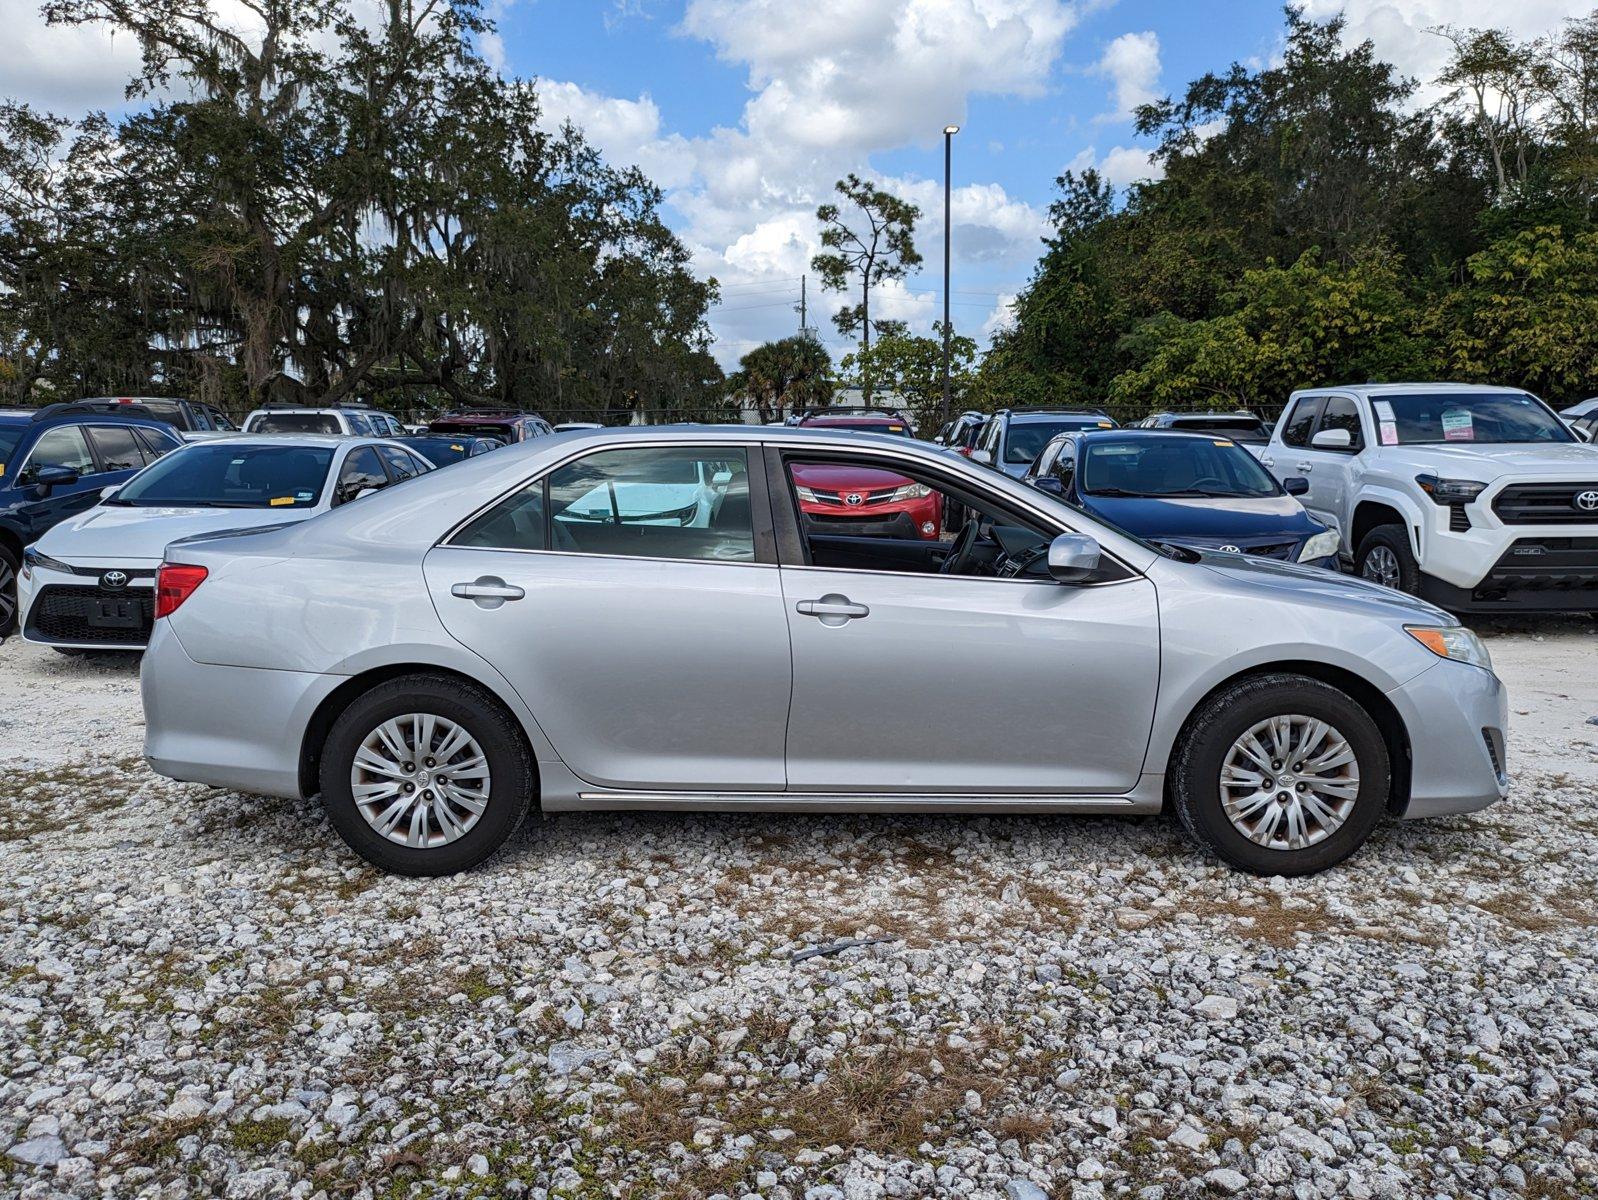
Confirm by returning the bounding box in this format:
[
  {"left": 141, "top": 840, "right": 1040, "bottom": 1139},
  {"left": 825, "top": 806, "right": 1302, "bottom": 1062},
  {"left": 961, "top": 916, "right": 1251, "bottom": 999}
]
[{"left": 1, "top": 622, "right": 1596, "bottom": 1200}]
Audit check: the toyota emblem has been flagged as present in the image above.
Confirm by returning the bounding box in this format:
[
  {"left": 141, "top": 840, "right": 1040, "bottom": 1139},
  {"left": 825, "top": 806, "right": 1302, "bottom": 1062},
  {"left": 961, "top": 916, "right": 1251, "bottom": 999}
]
[
  {"left": 1217, "top": 544, "right": 1241, "bottom": 554},
  {"left": 100, "top": 570, "right": 129, "bottom": 590},
  {"left": 844, "top": 492, "right": 865, "bottom": 506},
  {"left": 1575, "top": 490, "right": 1598, "bottom": 513}
]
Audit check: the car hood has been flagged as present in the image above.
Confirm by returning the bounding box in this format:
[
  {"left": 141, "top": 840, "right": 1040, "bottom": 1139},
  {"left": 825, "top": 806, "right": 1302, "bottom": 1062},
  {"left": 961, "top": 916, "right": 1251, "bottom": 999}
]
[
  {"left": 1196, "top": 552, "right": 1453, "bottom": 623},
  {"left": 1392, "top": 442, "right": 1598, "bottom": 481},
  {"left": 35, "top": 504, "right": 317, "bottom": 562},
  {"left": 790, "top": 462, "right": 912, "bottom": 490},
  {"left": 1078, "top": 492, "right": 1316, "bottom": 539}
]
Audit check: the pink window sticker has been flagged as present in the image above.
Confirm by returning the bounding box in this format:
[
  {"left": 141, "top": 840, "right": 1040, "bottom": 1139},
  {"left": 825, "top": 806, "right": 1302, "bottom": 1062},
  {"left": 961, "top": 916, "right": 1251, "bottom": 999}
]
[
  {"left": 1379, "top": 421, "right": 1398, "bottom": 446},
  {"left": 1441, "top": 409, "right": 1475, "bottom": 441}
]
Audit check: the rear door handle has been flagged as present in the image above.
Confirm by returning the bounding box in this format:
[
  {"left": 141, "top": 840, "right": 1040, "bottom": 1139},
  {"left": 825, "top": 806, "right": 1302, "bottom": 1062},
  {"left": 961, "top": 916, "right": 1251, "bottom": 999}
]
[
  {"left": 451, "top": 577, "right": 524, "bottom": 608},
  {"left": 1296, "top": 461, "right": 1313, "bottom": 472},
  {"left": 796, "top": 594, "right": 869, "bottom": 626},
  {"left": 1260, "top": 457, "right": 1275, "bottom": 469}
]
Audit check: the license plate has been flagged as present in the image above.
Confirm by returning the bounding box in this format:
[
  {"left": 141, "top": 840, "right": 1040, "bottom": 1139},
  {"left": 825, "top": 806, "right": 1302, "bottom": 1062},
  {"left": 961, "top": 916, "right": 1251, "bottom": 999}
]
[{"left": 89, "top": 599, "right": 142, "bottom": 628}]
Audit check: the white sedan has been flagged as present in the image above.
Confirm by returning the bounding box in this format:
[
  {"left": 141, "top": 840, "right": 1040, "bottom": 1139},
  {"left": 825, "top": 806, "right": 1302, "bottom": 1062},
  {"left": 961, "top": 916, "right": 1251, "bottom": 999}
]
[{"left": 18, "top": 435, "right": 432, "bottom": 652}]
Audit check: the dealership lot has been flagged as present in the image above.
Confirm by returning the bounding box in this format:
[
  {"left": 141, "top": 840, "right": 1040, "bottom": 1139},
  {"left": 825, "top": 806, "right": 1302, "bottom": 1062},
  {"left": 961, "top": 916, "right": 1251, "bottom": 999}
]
[{"left": 1, "top": 628, "right": 1595, "bottom": 1199}]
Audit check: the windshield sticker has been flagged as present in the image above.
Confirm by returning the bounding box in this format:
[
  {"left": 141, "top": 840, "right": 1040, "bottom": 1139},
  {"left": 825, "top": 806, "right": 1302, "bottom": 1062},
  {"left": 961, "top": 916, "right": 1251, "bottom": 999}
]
[
  {"left": 270, "top": 496, "right": 295, "bottom": 507},
  {"left": 1379, "top": 421, "right": 1399, "bottom": 446},
  {"left": 296, "top": 491, "right": 314, "bottom": 501},
  {"left": 1373, "top": 400, "right": 1396, "bottom": 422},
  {"left": 1441, "top": 409, "right": 1475, "bottom": 441},
  {"left": 1097, "top": 421, "right": 1114, "bottom": 428},
  {"left": 1212, "top": 440, "right": 1234, "bottom": 447},
  {"left": 1095, "top": 445, "right": 1139, "bottom": 456},
  {"left": 450, "top": 444, "right": 464, "bottom": 452}
]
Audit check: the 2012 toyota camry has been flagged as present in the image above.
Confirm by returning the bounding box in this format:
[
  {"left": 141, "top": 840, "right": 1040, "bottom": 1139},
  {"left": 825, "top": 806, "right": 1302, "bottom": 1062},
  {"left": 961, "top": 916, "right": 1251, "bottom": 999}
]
[{"left": 140, "top": 426, "right": 1508, "bottom": 877}]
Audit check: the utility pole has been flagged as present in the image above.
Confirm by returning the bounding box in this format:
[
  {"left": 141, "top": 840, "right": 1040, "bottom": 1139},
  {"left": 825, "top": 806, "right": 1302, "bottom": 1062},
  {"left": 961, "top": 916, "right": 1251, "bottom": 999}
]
[
  {"left": 941, "top": 125, "right": 959, "bottom": 426},
  {"left": 798, "top": 275, "right": 808, "bottom": 337}
]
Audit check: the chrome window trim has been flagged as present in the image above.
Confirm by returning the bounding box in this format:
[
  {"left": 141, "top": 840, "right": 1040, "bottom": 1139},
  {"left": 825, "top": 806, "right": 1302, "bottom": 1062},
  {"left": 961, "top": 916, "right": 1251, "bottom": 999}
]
[{"left": 433, "top": 543, "right": 773, "bottom": 570}]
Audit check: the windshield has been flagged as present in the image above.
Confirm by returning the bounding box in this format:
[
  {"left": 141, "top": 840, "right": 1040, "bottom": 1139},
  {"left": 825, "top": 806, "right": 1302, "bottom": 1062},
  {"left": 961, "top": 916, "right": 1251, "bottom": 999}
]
[
  {"left": 0, "top": 423, "right": 24, "bottom": 470},
  {"left": 1006, "top": 418, "right": 1114, "bottom": 464},
  {"left": 406, "top": 438, "right": 475, "bottom": 465},
  {"left": 1080, "top": 437, "right": 1279, "bottom": 498},
  {"left": 247, "top": 411, "right": 342, "bottom": 434},
  {"left": 1375, "top": 392, "right": 1573, "bottom": 445},
  {"left": 1169, "top": 416, "right": 1270, "bottom": 443},
  {"left": 109, "top": 443, "right": 334, "bottom": 507}
]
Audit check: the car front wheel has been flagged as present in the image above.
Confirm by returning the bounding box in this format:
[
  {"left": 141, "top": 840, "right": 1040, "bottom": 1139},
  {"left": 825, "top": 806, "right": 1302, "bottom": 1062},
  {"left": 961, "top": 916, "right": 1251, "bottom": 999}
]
[
  {"left": 1171, "top": 673, "right": 1390, "bottom": 875},
  {"left": 0, "top": 544, "right": 17, "bottom": 637},
  {"left": 319, "top": 673, "right": 535, "bottom": 876}
]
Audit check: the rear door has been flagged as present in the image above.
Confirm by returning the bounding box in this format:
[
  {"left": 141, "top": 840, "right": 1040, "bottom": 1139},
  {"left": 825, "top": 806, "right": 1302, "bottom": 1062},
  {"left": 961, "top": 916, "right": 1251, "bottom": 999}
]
[{"left": 423, "top": 442, "right": 792, "bottom": 790}]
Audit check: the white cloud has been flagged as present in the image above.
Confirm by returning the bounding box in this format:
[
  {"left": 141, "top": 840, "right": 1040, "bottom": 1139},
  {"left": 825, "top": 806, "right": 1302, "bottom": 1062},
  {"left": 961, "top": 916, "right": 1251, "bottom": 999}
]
[
  {"left": 535, "top": 80, "right": 697, "bottom": 189},
  {"left": 1067, "top": 144, "right": 1163, "bottom": 187},
  {"left": 1293, "top": 0, "right": 1577, "bottom": 102},
  {"left": 1091, "top": 30, "right": 1160, "bottom": 120}
]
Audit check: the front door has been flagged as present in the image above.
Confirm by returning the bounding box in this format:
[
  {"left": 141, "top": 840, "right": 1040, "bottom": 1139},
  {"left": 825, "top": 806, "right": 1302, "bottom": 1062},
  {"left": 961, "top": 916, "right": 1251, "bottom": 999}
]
[
  {"left": 7, "top": 424, "right": 110, "bottom": 538},
  {"left": 1295, "top": 393, "right": 1363, "bottom": 542},
  {"left": 771, "top": 449, "right": 1161, "bottom": 793},
  {"left": 423, "top": 443, "right": 792, "bottom": 791}
]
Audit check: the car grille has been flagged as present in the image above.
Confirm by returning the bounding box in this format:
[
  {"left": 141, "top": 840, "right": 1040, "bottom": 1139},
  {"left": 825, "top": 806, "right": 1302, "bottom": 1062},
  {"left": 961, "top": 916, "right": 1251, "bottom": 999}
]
[
  {"left": 1492, "top": 482, "right": 1598, "bottom": 525},
  {"left": 1474, "top": 538, "right": 1598, "bottom": 594},
  {"left": 29, "top": 584, "right": 154, "bottom": 644},
  {"left": 805, "top": 487, "right": 901, "bottom": 507}
]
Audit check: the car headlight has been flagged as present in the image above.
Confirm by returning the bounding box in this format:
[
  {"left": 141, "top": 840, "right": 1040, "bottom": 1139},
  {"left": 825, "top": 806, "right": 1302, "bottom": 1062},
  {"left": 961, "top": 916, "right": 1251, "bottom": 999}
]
[
  {"left": 1405, "top": 625, "right": 1493, "bottom": 671},
  {"left": 1297, "top": 529, "right": 1341, "bottom": 562},
  {"left": 22, "top": 547, "right": 71, "bottom": 576},
  {"left": 1416, "top": 475, "right": 1487, "bottom": 505},
  {"left": 794, "top": 486, "right": 820, "bottom": 503},
  {"left": 886, "top": 483, "right": 932, "bottom": 502}
]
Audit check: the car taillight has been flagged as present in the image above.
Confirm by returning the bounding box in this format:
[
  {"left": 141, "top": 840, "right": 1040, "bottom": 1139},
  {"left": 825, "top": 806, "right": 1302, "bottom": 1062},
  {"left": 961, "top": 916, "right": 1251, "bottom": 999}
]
[{"left": 154, "top": 564, "right": 208, "bottom": 619}]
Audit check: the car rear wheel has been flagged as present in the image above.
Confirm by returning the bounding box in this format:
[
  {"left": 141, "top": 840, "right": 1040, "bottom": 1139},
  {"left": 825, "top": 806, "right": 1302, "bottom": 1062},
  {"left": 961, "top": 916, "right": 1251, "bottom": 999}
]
[
  {"left": 0, "top": 545, "right": 17, "bottom": 637},
  {"left": 1171, "top": 673, "right": 1390, "bottom": 875},
  {"left": 1356, "top": 525, "right": 1420, "bottom": 595},
  {"left": 319, "top": 674, "right": 535, "bottom": 876}
]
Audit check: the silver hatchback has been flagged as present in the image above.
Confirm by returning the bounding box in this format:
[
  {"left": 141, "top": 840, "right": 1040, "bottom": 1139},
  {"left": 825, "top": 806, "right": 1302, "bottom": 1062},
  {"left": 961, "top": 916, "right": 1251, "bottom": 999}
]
[{"left": 141, "top": 427, "right": 1508, "bottom": 876}]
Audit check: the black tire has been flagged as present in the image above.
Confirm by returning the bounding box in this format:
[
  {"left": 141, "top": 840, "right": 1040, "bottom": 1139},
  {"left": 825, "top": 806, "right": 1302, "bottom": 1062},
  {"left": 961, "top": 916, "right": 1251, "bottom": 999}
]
[
  {"left": 1171, "top": 673, "right": 1390, "bottom": 876},
  {"left": 1355, "top": 524, "right": 1420, "bottom": 595},
  {"left": 0, "top": 543, "right": 17, "bottom": 637},
  {"left": 318, "top": 673, "right": 535, "bottom": 876}
]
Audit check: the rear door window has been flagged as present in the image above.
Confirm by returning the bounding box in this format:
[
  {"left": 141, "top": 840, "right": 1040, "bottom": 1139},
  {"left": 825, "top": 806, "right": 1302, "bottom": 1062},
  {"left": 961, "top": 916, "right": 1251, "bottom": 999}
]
[{"left": 86, "top": 425, "right": 151, "bottom": 471}]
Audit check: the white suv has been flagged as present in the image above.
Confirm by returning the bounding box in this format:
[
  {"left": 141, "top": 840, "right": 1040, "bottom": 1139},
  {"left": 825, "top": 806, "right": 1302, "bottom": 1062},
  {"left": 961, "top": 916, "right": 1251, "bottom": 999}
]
[{"left": 1258, "top": 383, "right": 1598, "bottom": 614}]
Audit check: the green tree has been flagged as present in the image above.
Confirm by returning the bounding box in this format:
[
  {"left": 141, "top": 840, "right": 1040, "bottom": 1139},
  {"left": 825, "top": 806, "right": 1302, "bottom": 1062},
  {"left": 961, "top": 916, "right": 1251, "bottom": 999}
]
[
  {"left": 840, "top": 326, "right": 976, "bottom": 431},
  {"left": 811, "top": 174, "right": 921, "bottom": 401},
  {"left": 726, "top": 335, "right": 834, "bottom": 425}
]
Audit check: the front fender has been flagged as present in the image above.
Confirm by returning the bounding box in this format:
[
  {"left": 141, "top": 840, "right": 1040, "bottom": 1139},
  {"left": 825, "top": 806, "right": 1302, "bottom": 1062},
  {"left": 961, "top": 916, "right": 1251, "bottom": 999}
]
[{"left": 1353, "top": 484, "right": 1427, "bottom": 558}]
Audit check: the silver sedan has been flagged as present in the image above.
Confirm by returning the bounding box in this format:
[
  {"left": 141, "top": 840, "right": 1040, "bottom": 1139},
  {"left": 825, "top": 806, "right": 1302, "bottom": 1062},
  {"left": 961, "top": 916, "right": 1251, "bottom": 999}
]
[{"left": 140, "top": 426, "right": 1508, "bottom": 876}]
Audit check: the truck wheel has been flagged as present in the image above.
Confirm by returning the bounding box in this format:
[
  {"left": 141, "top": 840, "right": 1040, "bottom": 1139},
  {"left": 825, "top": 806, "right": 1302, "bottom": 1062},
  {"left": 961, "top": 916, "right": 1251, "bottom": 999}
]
[{"left": 1355, "top": 525, "right": 1419, "bottom": 595}]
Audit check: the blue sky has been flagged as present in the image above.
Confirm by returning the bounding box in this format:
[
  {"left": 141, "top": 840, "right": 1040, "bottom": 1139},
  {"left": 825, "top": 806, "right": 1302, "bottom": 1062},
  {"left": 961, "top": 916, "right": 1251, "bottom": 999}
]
[
  {"left": 468, "top": 0, "right": 1309, "bottom": 368},
  {"left": 4, "top": 0, "right": 1579, "bottom": 367}
]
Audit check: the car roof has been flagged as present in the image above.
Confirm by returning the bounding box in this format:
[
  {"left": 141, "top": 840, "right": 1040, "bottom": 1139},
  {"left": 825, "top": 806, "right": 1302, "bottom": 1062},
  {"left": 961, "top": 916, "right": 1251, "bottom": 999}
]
[
  {"left": 1005, "top": 410, "right": 1109, "bottom": 422},
  {"left": 799, "top": 413, "right": 910, "bottom": 425},
  {"left": 1058, "top": 428, "right": 1225, "bottom": 443},
  {"left": 180, "top": 433, "right": 359, "bottom": 449},
  {"left": 1292, "top": 382, "right": 1539, "bottom": 398}
]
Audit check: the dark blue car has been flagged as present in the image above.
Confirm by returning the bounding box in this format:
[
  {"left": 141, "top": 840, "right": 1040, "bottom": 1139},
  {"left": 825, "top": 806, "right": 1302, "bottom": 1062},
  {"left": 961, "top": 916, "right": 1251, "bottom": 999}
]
[
  {"left": 1022, "top": 429, "right": 1341, "bottom": 568},
  {"left": 0, "top": 403, "right": 184, "bottom": 633}
]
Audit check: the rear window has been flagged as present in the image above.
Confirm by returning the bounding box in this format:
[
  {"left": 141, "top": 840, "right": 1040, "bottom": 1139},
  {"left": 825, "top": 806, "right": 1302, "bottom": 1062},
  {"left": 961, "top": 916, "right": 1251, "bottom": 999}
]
[{"left": 247, "top": 411, "right": 343, "bottom": 434}]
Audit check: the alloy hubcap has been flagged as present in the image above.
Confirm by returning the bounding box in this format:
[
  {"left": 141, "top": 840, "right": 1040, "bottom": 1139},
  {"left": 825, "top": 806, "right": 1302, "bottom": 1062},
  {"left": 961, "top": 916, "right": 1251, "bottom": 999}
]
[
  {"left": 1219, "top": 714, "right": 1360, "bottom": 851},
  {"left": 0, "top": 559, "right": 14, "bottom": 630},
  {"left": 350, "top": 713, "right": 490, "bottom": 848},
  {"left": 1362, "top": 546, "right": 1400, "bottom": 589}
]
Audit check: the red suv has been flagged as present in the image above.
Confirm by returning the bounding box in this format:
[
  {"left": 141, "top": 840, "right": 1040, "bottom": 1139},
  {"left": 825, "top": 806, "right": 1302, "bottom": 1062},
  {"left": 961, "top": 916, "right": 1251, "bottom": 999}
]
[{"left": 791, "top": 411, "right": 940, "bottom": 539}]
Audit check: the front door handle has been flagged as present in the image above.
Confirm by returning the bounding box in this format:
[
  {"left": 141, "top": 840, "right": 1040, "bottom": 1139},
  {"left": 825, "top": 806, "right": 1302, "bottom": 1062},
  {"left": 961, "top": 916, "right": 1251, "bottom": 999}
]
[
  {"left": 796, "top": 594, "right": 869, "bottom": 626},
  {"left": 1260, "top": 456, "right": 1275, "bottom": 469},
  {"left": 451, "top": 577, "right": 524, "bottom": 609}
]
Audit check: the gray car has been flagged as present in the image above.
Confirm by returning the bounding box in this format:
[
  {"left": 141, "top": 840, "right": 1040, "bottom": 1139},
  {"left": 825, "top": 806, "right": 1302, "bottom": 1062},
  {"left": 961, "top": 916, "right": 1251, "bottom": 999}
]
[{"left": 141, "top": 426, "right": 1508, "bottom": 877}]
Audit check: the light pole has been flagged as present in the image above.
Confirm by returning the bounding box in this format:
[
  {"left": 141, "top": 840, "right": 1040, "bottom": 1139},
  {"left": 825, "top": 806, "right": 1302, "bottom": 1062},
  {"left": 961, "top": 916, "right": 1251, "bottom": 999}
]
[{"left": 941, "top": 124, "right": 959, "bottom": 427}]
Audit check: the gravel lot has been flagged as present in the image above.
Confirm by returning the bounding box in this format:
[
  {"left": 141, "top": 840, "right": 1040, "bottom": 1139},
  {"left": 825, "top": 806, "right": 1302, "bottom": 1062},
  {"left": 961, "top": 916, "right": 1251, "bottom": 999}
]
[{"left": 2, "top": 622, "right": 1596, "bottom": 1200}]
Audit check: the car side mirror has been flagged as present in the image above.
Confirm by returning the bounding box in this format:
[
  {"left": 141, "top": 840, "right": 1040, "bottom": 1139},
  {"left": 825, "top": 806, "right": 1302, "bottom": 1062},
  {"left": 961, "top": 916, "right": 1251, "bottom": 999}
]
[
  {"left": 1031, "top": 476, "right": 1064, "bottom": 495},
  {"left": 970, "top": 448, "right": 993, "bottom": 465},
  {"left": 32, "top": 466, "right": 79, "bottom": 497},
  {"left": 1047, "top": 532, "right": 1101, "bottom": 584},
  {"left": 100, "top": 485, "right": 120, "bottom": 501},
  {"left": 1283, "top": 476, "right": 1310, "bottom": 496},
  {"left": 1310, "top": 428, "right": 1353, "bottom": 451}
]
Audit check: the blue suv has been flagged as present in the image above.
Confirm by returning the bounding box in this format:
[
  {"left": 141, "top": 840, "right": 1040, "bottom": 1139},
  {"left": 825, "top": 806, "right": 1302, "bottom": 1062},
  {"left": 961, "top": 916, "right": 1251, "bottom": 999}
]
[{"left": 0, "top": 403, "right": 184, "bottom": 634}]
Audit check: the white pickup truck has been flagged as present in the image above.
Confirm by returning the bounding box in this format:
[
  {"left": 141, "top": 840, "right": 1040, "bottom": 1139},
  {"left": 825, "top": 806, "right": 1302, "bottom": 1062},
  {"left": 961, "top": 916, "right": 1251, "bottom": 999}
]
[{"left": 1257, "top": 383, "right": 1598, "bottom": 614}]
